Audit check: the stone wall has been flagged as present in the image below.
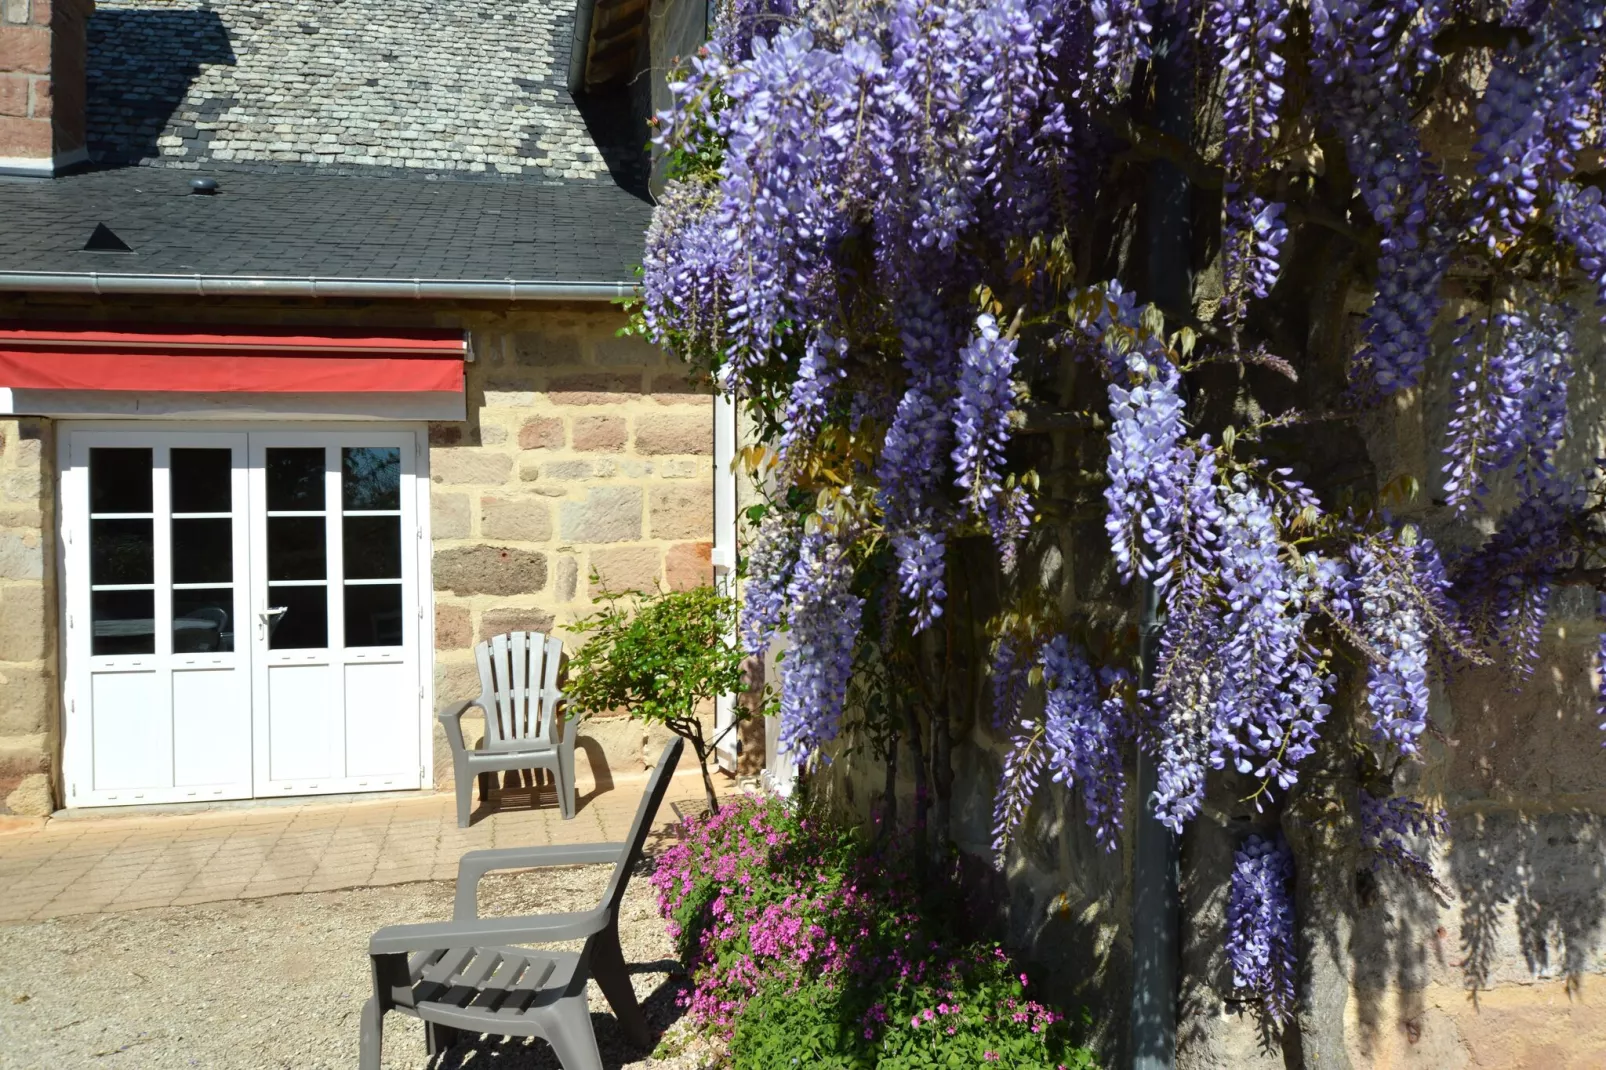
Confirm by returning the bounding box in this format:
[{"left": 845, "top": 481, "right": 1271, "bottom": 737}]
[
  {"left": 429, "top": 308, "right": 716, "bottom": 786},
  {"left": 811, "top": 283, "right": 1606, "bottom": 1068},
  {"left": 0, "top": 418, "right": 56, "bottom": 816}
]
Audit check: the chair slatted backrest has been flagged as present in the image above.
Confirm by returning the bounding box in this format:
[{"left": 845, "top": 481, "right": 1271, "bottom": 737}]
[
  {"left": 600, "top": 737, "right": 684, "bottom": 917},
  {"left": 474, "top": 631, "right": 564, "bottom": 750}
]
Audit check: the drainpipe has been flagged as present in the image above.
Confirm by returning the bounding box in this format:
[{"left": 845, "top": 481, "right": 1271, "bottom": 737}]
[
  {"left": 712, "top": 390, "right": 741, "bottom": 773},
  {"left": 1128, "top": 11, "right": 1193, "bottom": 1070}
]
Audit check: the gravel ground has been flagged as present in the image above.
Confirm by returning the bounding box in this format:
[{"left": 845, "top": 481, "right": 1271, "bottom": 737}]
[{"left": 0, "top": 864, "right": 715, "bottom": 1070}]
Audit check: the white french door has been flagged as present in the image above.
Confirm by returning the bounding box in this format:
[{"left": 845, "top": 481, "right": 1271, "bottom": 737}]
[{"left": 62, "top": 426, "right": 428, "bottom": 807}]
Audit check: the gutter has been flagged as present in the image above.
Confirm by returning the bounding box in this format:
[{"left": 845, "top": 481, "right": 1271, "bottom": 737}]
[{"left": 0, "top": 272, "right": 633, "bottom": 302}]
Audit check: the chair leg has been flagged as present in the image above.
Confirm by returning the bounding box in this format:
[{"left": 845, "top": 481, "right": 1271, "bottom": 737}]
[
  {"left": 591, "top": 926, "right": 651, "bottom": 1048},
  {"left": 478, "top": 771, "right": 496, "bottom": 815},
  {"left": 359, "top": 998, "right": 384, "bottom": 1070},
  {"left": 545, "top": 993, "right": 604, "bottom": 1070},
  {"left": 558, "top": 739, "right": 576, "bottom": 820},
  {"left": 425, "top": 1021, "right": 461, "bottom": 1057},
  {"left": 453, "top": 761, "right": 474, "bottom": 829}
]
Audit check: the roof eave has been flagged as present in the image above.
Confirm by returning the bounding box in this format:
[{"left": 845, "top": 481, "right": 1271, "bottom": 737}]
[{"left": 0, "top": 272, "right": 634, "bottom": 302}]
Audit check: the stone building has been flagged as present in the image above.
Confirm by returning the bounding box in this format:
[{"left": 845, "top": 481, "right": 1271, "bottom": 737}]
[{"left": 0, "top": 0, "right": 726, "bottom": 816}]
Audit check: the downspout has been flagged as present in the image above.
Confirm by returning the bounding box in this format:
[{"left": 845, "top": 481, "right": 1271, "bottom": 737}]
[
  {"left": 569, "top": 0, "right": 598, "bottom": 96},
  {"left": 712, "top": 390, "right": 741, "bottom": 774},
  {"left": 1128, "top": 11, "right": 1193, "bottom": 1070}
]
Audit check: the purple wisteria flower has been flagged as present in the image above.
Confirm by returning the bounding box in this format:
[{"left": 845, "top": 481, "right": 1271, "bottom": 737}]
[{"left": 1226, "top": 833, "right": 1297, "bottom": 1024}]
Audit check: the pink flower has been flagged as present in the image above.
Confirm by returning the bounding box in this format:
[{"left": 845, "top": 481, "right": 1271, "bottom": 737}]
[{"left": 984, "top": 1053, "right": 1000, "bottom": 1062}]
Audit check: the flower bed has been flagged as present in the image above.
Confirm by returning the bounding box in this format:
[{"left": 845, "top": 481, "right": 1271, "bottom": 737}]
[{"left": 651, "top": 794, "right": 1100, "bottom": 1069}]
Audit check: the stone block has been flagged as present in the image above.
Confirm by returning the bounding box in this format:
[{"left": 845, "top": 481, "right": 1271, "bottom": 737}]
[
  {"left": 572, "top": 414, "right": 626, "bottom": 452},
  {"left": 546, "top": 372, "right": 641, "bottom": 405},
  {"left": 589, "top": 546, "right": 660, "bottom": 595},
  {"left": 0, "top": 26, "right": 48, "bottom": 74},
  {"left": 0, "top": 583, "right": 45, "bottom": 661},
  {"left": 635, "top": 413, "right": 713, "bottom": 456},
  {"left": 435, "top": 604, "right": 471, "bottom": 651},
  {"left": 434, "top": 545, "right": 547, "bottom": 597},
  {"left": 0, "top": 734, "right": 45, "bottom": 777},
  {"left": 3, "top": 772, "right": 50, "bottom": 816},
  {"left": 431, "top": 492, "right": 471, "bottom": 540},
  {"left": 650, "top": 485, "right": 713, "bottom": 540},
  {"left": 479, "top": 606, "right": 557, "bottom": 641},
  {"left": 559, "top": 486, "right": 643, "bottom": 543},
  {"left": 428, "top": 423, "right": 464, "bottom": 446},
  {"left": 513, "top": 331, "right": 580, "bottom": 367},
  {"left": 0, "top": 114, "right": 48, "bottom": 157},
  {"left": 435, "top": 655, "right": 481, "bottom": 706},
  {"left": 1, "top": 1, "right": 29, "bottom": 27},
  {"left": 556, "top": 555, "right": 579, "bottom": 602},
  {"left": 0, "top": 74, "right": 26, "bottom": 117},
  {"left": 431, "top": 449, "right": 513, "bottom": 485},
  {"left": 0, "top": 530, "right": 40, "bottom": 580},
  {"left": 0, "top": 664, "right": 48, "bottom": 735},
  {"left": 28, "top": 74, "right": 47, "bottom": 118},
  {"left": 480, "top": 496, "right": 552, "bottom": 541},
  {"left": 539, "top": 459, "right": 607, "bottom": 481},
  {"left": 652, "top": 374, "right": 715, "bottom": 402},
  {"left": 518, "top": 415, "right": 565, "bottom": 449},
  {"left": 665, "top": 541, "right": 713, "bottom": 590},
  {"left": 593, "top": 335, "right": 663, "bottom": 368}
]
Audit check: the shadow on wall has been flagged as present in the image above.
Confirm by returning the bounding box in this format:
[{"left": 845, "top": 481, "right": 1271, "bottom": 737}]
[{"left": 85, "top": 8, "right": 236, "bottom": 166}]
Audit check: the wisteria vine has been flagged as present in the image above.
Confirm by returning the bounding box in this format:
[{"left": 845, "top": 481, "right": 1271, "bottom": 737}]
[{"left": 638, "top": 0, "right": 1606, "bottom": 1026}]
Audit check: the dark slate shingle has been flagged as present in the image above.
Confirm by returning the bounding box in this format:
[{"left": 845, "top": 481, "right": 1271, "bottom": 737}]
[{"left": 0, "top": 169, "right": 651, "bottom": 285}]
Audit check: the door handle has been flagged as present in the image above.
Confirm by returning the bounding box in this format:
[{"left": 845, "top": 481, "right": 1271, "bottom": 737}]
[{"left": 257, "top": 606, "right": 287, "bottom": 641}]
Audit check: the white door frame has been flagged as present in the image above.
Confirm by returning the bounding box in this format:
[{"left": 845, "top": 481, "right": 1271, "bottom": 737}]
[{"left": 57, "top": 420, "right": 436, "bottom": 807}]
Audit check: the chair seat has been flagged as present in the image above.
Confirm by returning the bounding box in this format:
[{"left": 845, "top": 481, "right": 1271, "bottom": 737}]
[{"left": 398, "top": 944, "right": 582, "bottom": 1037}]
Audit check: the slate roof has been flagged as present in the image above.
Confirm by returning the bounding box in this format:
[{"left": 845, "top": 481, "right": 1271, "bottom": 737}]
[
  {"left": 0, "top": 168, "right": 651, "bottom": 285},
  {"left": 86, "top": 0, "right": 629, "bottom": 183}
]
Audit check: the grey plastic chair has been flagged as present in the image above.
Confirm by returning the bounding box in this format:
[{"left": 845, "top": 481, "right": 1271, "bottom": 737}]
[
  {"left": 360, "top": 737, "right": 684, "bottom": 1070},
  {"left": 439, "top": 630, "right": 575, "bottom": 827}
]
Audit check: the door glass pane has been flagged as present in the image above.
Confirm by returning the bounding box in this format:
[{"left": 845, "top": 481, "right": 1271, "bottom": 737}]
[
  {"left": 343, "top": 516, "right": 401, "bottom": 580},
  {"left": 92, "top": 590, "right": 154, "bottom": 656},
  {"left": 267, "top": 585, "right": 328, "bottom": 649},
  {"left": 89, "top": 448, "right": 152, "bottom": 513},
  {"left": 266, "top": 448, "right": 325, "bottom": 511},
  {"left": 267, "top": 517, "right": 326, "bottom": 581},
  {"left": 172, "top": 518, "right": 232, "bottom": 584},
  {"left": 170, "top": 449, "right": 232, "bottom": 513},
  {"left": 91, "top": 518, "right": 154, "bottom": 585},
  {"left": 345, "top": 584, "right": 403, "bottom": 647},
  {"left": 343, "top": 447, "right": 401, "bottom": 510},
  {"left": 174, "top": 588, "right": 233, "bottom": 653}
]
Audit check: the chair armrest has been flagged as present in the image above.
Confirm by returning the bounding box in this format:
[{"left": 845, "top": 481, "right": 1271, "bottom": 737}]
[
  {"left": 369, "top": 909, "right": 610, "bottom": 955},
  {"left": 437, "top": 699, "right": 481, "bottom": 753},
  {"left": 454, "top": 842, "right": 625, "bottom": 919}
]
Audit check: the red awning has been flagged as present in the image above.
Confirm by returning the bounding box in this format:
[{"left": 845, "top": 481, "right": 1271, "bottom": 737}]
[{"left": 0, "top": 324, "right": 467, "bottom": 394}]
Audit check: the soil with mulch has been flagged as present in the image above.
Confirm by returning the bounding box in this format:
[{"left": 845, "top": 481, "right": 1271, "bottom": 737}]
[{"left": 0, "top": 863, "right": 716, "bottom": 1070}]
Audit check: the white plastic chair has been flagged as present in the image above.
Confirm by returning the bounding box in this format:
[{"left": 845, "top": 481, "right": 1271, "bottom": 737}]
[{"left": 438, "top": 631, "right": 574, "bottom": 826}]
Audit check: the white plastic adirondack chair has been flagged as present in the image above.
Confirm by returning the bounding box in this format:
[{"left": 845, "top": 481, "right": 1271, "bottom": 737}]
[{"left": 439, "top": 631, "right": 574, "bottom": 827}]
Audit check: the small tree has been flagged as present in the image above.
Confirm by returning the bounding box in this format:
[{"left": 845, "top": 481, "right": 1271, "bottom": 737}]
[{"left": 565, "top": 583, "right": 752, "bottom": 814}]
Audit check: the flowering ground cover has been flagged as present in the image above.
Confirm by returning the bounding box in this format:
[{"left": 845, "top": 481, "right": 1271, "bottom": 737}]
[{"left": 651, "top": 793, "right": 1100, "bottom": 1069}]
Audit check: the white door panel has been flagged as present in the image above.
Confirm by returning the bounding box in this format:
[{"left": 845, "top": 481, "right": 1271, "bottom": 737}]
[
  {"left": 248, "top": 432, "right": 421, "bottom": 796},
  {"left": 90, "top": 670, "right": 166, "bottom": 793},
  {"left": 65, "top": 432, "right": 252, "bottom": 806}
]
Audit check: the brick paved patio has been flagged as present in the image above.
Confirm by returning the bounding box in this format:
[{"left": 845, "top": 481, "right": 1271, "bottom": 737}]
[{"left": 0, "top": 767, "right": 726, "bottom": 924}]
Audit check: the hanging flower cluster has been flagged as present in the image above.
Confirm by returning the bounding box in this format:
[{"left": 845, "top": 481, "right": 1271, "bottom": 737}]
[
  {"left": 640, "top": 0, "right": 1606, "bottom": 1025},
  {"left": 1225, "top": 834, "right": 1298, "bottom": 1023}
]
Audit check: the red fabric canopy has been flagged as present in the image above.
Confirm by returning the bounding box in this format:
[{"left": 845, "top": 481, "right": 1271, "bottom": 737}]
[{"left": 0, "top": 324, "right": 467, "bottom": 394}]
